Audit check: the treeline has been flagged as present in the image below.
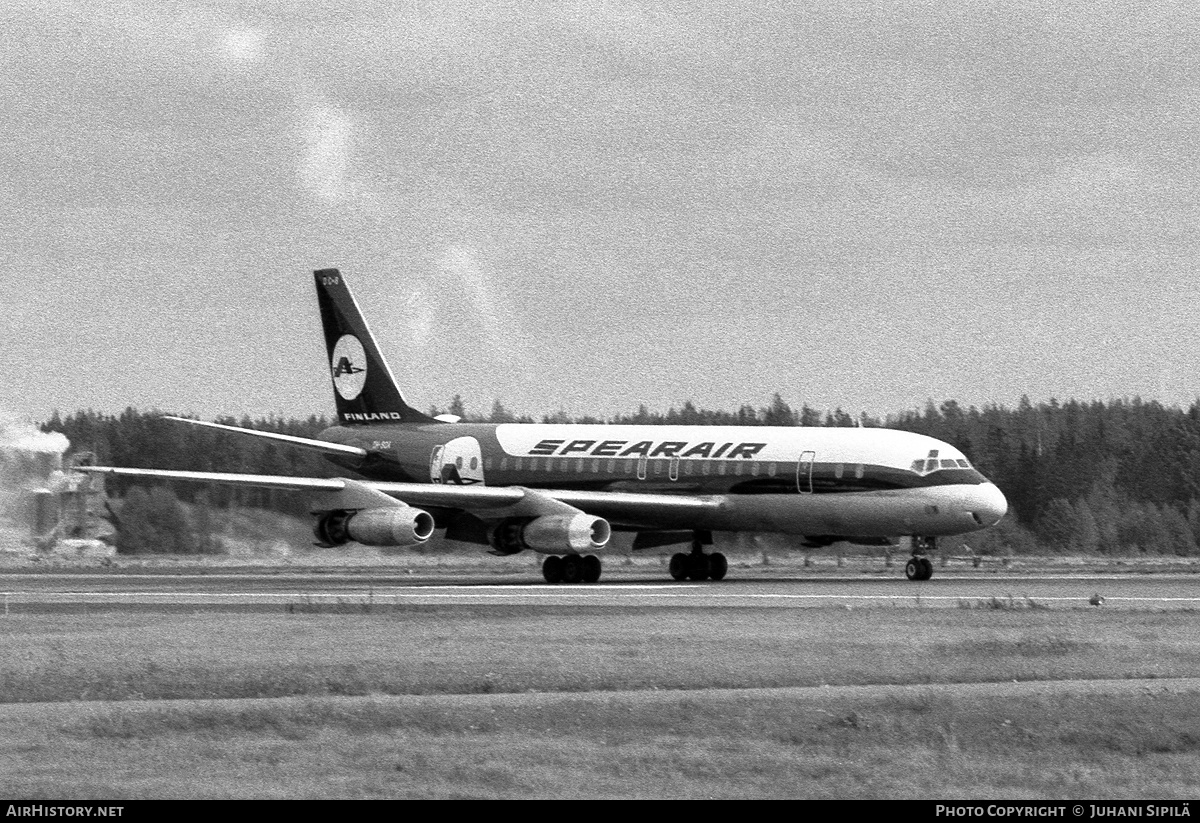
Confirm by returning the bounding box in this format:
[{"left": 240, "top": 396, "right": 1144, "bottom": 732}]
[
  {"left": 888, "top": 396, "right": 1200, "bottom": 556},
  {"left": 44, "top": 408, "right": 339, "bottom": 521},
  {"left": 42, "top": 394, "right": 1200, "bottom": 556}
]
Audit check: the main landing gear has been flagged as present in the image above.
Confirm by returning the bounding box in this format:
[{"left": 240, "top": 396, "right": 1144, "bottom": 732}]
[
  {"left": 905, "top": 535, "right": 936, "bottom": 581},
  {"left": 542, "top": 554, "right": 603, "bottom": 584},
  {"left": 669, "top": 533, "right": 728, "bottom": 582}
]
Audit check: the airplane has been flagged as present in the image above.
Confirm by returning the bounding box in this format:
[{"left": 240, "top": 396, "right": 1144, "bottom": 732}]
[{"left": 76, "top": 268, "right": 1008, "bottom": 584}]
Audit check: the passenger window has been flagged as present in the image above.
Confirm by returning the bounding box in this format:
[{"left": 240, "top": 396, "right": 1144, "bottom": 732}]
[
  {"left": 624, "top": 458, "right": 633, "bottom": 474},
  {"left": 702, "top": 461, "right": 711, "bottom": 475},
  {"left": 767, "top": 462, "right": 777, "bottom": 477},
  {"left": 484, "top": 458, "right": 491, "bottom": 471},
  {"left": 455, "top": 457, "right": 463, "bottom": 469},
  {"left": 515, "top": 458, "right": 523, "bottom": 470},
  {"left": 750, "top": 462, "right": 760, "bottom": 476},
  {"left": 717, "top": 462, "right": 726, "bottom": 476},
  {"left": 576, "top": 458, "right": 584, "bottom": 473},
  {"left": 591, "top": 459, "right": 599, "bottom": 473},
  {"left": 734, "top": 461, "right": 743, "bottom": 476},
  {"left": 470, "top": 457, "right": 478, "bottom": 470},
  {"left": 834, "top": 463, "right": 844, "bottom": 479},
  {"left": 855, "top": 464, "right": 864, "bottom": 479},
  {"left": 500, "top": 458, "right": 508, "bottom": 471}
]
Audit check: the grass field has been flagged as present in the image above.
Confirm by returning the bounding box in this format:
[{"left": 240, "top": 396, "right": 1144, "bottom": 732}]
[
  {"left": 2, "top": 605, "right": 1200, "bottom": 797},
  {"left": 3, "top": 685, "right": 1199, "bottom": 799},
  {"left": 1, "top": 608, "right": 1199, "bottom": 701}
]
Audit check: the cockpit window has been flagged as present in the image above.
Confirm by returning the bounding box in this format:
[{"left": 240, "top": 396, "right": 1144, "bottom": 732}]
[{"left": 910, "top": 450, "right": 972, "bottom": 475}]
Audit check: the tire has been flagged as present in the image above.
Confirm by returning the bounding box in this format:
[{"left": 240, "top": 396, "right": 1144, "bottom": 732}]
[
  {"left": 905, "top": 558, "right": 920, "bottom": 581},
  {"left": 669, "top": 553, "right": 689, "bottom": 581},
  {"left": 542, "top": 555, "right": 563, "bottom": 584},
  {"left": 687, "top": 553, "right": 711, "bottom": 581},
  {"left": 582, "top": 554, "right": 602, "bottom": 583},
  {"left": 561, "top": 554, "right": 584, "bottom": 584},
  {"left": 919, "top": 556, "right": 934, "bottom": 581},
  {"left": 708, "top": 552, "right": 728, "bottom": 581}
]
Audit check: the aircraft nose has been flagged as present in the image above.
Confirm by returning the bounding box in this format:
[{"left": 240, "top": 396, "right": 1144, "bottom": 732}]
[{"left": 969, "top": 483, "right": 1008, "bottom": 527}]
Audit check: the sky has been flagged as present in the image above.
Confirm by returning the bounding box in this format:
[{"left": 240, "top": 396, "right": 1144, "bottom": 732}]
[{"left": 4, "top": 0, "right": 1199, "bottom": 426}]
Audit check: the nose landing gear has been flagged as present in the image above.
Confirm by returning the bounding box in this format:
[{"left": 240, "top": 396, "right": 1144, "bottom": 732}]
[{"left": 905, "top": 536, "right": 936, "bottom": 581}]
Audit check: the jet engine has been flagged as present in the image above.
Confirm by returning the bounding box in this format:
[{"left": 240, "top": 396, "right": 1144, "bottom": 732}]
[
  {"left": 314, "top": 506, "right": 436, "bottom": 548},
  {"left": 490, "top": 513, "right": 611, "bottom": 556}
]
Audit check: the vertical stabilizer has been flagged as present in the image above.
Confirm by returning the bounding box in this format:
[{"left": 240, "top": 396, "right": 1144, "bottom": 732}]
[{"left": 314, "top": 269, "right": 436, "bottom": 425}]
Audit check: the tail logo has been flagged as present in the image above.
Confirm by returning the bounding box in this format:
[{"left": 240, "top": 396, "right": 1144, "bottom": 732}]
[{"left": 331, "top": 334, "right": 367, "bottom": 400}]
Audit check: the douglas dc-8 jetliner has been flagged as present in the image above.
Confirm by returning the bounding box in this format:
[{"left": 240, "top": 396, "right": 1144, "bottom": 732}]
[{"left": 78, "top": 269, "right": 1007, "bottom": 584}]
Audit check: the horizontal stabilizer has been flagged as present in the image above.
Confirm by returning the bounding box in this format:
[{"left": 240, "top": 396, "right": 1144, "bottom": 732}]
[{"left": 163, "top": 416, "right": 368, "bottom": 459}]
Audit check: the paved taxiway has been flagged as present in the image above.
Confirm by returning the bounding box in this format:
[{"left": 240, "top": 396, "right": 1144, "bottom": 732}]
[{"left": 1, "top": 570, "right": 1198, "bottom": 612}]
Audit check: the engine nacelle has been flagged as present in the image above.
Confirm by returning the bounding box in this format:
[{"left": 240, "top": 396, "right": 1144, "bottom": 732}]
[
  {"left": 524, "top": 513, "right": 611, "bottom": 553},
  {"left": 314, "top": 507, "right": 435, "bottom": 548},
  {"left": 490, "top": 513, "right": 611, "bottom": 555}
]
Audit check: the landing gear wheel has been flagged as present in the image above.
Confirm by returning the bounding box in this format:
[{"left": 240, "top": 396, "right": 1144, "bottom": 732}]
[
  {"left": 905, "top": 557, "right": 934, "bottom": 581},
  {"left": 708, "top": 552, "right": 728, "bottom": 581},
  {"left": 542, "top": 555, "right": 563, "bottom": 584},
  {"left": 905, "top": 558, "right": 921, "bottom": 581},
  {"left": 669, "top": 553, "right": 689, "bottom": 581},
  {"left": 582, "top": 554, "right": 602, "bottom": 583},
  {"left": 561, "top": 554, "right": 584, "bottom": 584},
  {"left": 687, "top": 553, "right": 711, "bottom": 581}
]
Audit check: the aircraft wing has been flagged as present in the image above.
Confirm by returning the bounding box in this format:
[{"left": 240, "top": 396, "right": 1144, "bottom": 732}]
[{"left": 74, "top": 466, "right": 723, "bottom": 529}]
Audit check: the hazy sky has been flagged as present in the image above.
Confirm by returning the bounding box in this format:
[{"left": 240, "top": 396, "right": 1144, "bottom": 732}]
[{"left": 5, "top": 0, "right": 1198, "bottom": 425}]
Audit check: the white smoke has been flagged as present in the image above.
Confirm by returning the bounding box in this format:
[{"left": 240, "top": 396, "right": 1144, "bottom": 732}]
[
  {"left": 0, "top": 417, "right": 68, "bottom": 456},
  {"left": 435, "top": 244, "right": 519, "bottom": 358},
  {"left": 0, "top": 417, "right": 70, "bottom": 541},
  {"left": 299, "top": 101, "right": 353, "bottom": 203},
  {"left": 220, "top": 27, "right": 266, "bottom": 63}
]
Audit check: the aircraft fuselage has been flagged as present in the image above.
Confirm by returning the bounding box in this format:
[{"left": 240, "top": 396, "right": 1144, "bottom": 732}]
[{"left": 316, "top": 421, "right": 1007, "bottom": 540}]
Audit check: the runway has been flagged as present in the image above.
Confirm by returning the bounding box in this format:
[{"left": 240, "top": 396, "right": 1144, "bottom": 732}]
[{"left": 2, "top": 569, "right": 1198, "bottom": 612}]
